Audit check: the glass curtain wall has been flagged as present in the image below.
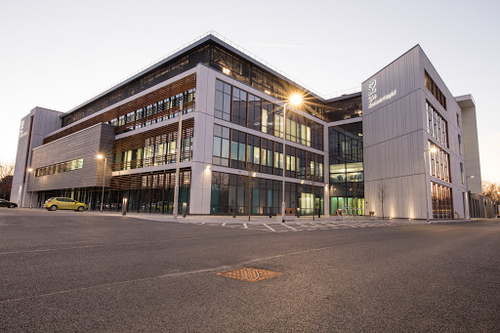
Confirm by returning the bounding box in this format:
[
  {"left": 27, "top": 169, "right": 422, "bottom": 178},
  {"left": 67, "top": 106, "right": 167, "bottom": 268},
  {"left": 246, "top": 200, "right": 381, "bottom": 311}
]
[
  {"left": 328, "top": 122, "right": 364, "bottom": 215},
  {"left": 34, "top": 169, "right": 191, "bottom": 213},
  {"left": 210, "top": 171, "right": 323, "bottom": 215},
  {"left": 214, "top": 79, "right": 324, "bottom": 151}
]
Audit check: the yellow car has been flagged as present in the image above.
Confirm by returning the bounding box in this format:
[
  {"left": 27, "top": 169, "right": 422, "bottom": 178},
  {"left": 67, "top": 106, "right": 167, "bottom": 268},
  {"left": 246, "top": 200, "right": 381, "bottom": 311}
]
[{"left": 44, "top": 197, "right": 88, "bottom": 212}]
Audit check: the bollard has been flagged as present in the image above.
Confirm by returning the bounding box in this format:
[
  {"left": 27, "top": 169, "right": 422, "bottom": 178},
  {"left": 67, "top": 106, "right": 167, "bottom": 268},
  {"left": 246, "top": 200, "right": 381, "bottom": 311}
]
[
  {"left": 182, "top": 202, "right": 187, "bottom": 218},
  {"left": 122, "top": 197, "right": 127, "bottom": 216}
]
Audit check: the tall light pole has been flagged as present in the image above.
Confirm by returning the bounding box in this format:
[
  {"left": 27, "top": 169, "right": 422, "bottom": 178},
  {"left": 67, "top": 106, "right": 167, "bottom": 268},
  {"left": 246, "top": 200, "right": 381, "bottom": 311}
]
[
  {"left": 27, "top": 168, "right": 33, "bottom": 208},
  {"left": 281, "top": 94, "right": 303, "bottom": 223},
  {"left": 424, "top": 146, "right": 437, "bottom": 221},
  {"left": 96, "top": 154, "right": 107, "bottom": 212},
  {"left": 173, "top": 98, "right": 184, "bottom": 219}
]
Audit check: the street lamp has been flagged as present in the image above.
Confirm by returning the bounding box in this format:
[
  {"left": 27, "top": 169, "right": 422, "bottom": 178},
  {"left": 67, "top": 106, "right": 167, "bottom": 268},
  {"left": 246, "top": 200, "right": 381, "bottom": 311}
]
[
  {"left": 96, "top": 154, "right": 107, "bottom": 212},
  {"left": 424, "top": 146, "right": 438, "bottom": 221},
  {"left": 173, "top": 98, "right": 184, "bottom": 219},
  {"left": 27, "top": 168, "right": 33, "bottom": 208},
  {"left": 281, "top": 94, "right": 303, "bottom": 223}
]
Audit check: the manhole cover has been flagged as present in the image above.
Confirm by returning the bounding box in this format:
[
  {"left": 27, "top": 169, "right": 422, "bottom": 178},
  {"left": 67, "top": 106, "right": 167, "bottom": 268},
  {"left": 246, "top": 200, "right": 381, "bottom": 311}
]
[{"left": 216, "top": 267, "right": 283, "bottom": 282}]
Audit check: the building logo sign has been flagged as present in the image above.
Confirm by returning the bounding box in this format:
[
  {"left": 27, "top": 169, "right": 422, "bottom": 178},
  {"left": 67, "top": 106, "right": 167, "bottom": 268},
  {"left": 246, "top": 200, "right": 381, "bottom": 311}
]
[
  {"left": 19, "top": 119, "right": 27, "bottom": 139},
  {"left": 368, "top": 79, "right": 377, "bottom": 96},
  {"left": 367, "top": 79, "right": 397, "bottom": 109}
]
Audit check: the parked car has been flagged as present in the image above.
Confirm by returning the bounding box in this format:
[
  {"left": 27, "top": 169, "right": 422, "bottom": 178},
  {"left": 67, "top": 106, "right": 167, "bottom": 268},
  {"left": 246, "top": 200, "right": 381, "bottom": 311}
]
[
  {"left": 0, "top": 199, "right": 17, "bottom": 208},
  {"left": 44, "top": 197, "right": 88, "bottom": 211}
]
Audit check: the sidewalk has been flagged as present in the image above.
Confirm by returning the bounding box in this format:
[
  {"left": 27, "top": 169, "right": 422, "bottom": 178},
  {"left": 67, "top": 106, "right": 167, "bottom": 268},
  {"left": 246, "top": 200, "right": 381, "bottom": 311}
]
[{"left": 82, "top": 210, "right": 472, "bottom": 225}]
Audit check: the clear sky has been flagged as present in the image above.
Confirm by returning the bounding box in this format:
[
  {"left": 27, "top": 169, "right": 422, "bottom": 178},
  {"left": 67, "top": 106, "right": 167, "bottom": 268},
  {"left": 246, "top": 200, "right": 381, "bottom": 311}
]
[{"left": 1, "top": 0, "right": 499, "bottom": 183}]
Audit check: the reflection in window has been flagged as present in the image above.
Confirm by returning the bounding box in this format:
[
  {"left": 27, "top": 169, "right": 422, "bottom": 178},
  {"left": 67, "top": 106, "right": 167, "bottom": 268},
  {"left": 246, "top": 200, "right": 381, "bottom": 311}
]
[
  {"left": 213, "top": 124, "right": 230, "bottom": 166},
  {"left": 215, "top": 81, "right": 231, "bottom": 121},
  {"left": 35, "top": 158, "right": 84, "bottom": 177}
]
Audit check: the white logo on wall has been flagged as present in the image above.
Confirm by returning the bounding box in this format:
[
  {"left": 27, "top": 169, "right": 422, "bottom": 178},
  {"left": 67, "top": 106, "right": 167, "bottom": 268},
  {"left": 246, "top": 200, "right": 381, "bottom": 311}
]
[
  {"left": 367, "top": 78, "right": 397, "bottom": 109},
  {"left": 368, "top": 79, "right": 377, "bottom": 96},
  {"left": 19, "top": 119, "right": 27, "bottom": 138}
]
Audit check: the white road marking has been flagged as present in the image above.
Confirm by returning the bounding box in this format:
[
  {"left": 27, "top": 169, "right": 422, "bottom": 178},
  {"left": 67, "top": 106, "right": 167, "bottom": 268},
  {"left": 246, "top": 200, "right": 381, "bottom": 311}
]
[
  {"left": 282, "top": 224, "right": 298, "bottom": 231},
  {"left": 243, "top": 223, "right": 248, "bottom": 229},
  {"left": 221, "top": 223, "right": 226, "bottom": 227},
  {"left": 262, "top": 223, "right": 276, "bottom": 232}
]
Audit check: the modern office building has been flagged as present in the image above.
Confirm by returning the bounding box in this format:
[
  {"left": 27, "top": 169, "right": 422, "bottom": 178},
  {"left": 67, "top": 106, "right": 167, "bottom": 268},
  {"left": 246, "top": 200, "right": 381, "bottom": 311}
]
[{"left": 12, "top": 32, "right": 487, "bottom": 219}]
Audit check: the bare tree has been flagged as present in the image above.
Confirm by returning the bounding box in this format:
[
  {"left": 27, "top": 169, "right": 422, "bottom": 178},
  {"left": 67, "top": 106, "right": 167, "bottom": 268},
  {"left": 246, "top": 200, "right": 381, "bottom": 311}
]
[
  {"left": 483, "top": 181, "right": 500, "bottom": 204},
  {"left": 377, "top": 182, "right": 389, "bottom": 219},
  {"left": 0, "top": 162, "right": 14, "bottom": 180},
  {"left": 0, "top": 162, "right": 15, "bottom": 200}
]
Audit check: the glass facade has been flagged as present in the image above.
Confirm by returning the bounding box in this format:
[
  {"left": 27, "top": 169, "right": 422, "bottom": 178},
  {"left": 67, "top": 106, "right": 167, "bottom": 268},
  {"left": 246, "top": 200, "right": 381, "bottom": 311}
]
[
  {"left": 110, "top": 89, "right": 195, "bottom": 135},
  {"left": 211, "top": 171, "right": 323, "bottom": 215},
  {"left": 325, "top": 94, "right": 362, "bottom": 121},
  {"left": 62, "top": 41, "right": 331, "bottom": 128},
  {"left": 328, "top": 122, "right": 364, "bottom": 215},
  {"left": 428, "top": 141, "right": 451, "bottom": 183},
  {"left": 35, "top": 158, "right": 84, "bottom": 177},
  {"left": 426, "top": 101, "right": 449, "bottom": 148},
  {"left": 34, "top": 169, "right": 191, "bottom": 214},
  {"left": 215, "top": 79, "right": 324, "bottom": 151},
  {"left": 431, "top": 181, "right": 453, "bottom": 219},
  {"left": 425, "top": 71, "right": 447, "bottom": 110},
  {"left": 213, "top": 124, "right": 324, "bottom": 181},
  {"left": 113, "top": 120, "right": 194, "bottom": 171}
]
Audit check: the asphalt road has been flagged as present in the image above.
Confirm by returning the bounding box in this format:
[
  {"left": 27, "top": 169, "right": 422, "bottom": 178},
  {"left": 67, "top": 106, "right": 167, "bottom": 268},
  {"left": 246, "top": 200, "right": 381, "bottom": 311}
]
[{"left": 1, "top": 209, "right": 499, "bottom": 332}]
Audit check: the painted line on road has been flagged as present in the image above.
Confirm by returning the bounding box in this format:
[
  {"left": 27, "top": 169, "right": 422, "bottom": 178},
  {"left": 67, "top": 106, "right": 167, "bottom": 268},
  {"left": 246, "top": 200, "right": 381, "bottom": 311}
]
[
  {"left": 282, "top": 224, "right": 298, "bottom": 231},
  {"left": 221, "top": 223, "right": 226, "bottom": 227},
  {"left": 262, "top": 223, "right": 276, "bottom": 232}
]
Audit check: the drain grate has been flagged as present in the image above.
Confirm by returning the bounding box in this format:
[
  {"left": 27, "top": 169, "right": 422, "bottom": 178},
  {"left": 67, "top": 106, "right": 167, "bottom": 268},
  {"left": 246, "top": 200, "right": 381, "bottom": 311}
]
[{"left": 216, "top": 267, "right": 283, "bottom": 282}]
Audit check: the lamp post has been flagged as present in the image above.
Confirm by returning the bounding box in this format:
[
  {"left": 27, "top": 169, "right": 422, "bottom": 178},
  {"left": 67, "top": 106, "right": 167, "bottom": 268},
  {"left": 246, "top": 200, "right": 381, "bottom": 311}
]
[
  {"left": 281, "top": 94, "right": 303, "bottom": 223},
  {"left": 173, "top": 98, "right": 184, "bottom": 219},
  {"left": 27, "top": 168, "right": 33, "bottom": 208},
  {"left": 96, "top": 154, "right": 107, "bottom": 212},
  {"left": 424, "top": 146, "right": 438, "bottom": 221}
]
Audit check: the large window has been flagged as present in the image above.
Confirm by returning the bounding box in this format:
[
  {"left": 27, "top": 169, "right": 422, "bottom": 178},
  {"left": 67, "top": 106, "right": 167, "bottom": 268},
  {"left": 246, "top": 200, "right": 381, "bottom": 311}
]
[
  {"left": 210, "top": 171, "right": 323, "bottom": 215},
  {"left": 431, "top": 182, "right": 453, "bottom": 219},
  {"left": 215, "top": 80, "right": 231, "bottom": 121},
  {"left": 113, "top": 121, "right": 194, "bottom": 171},
  {"left": 232, "top": 87, "right": 247, "bottom": 127},
  {"left": 426, "top": 101, "right": 448, "bottom": 148},
  {"left": 248, "top": 94, "right": 261, "bottom": 131},
  {"left": 214, "top": 79, "right": 323, "bottom": 150},
  {"left": 213, "top": 124, "right": 230, "bottom": 166},
  {"left": 109, "top": 89, "right": 195, "bottom": 135},
  {"left": 35, "top": 158, "right": 84, "bottom": 177},
  {"left": 428, "top": 142, "right": 451, "bottom": 183},
  {"left": 330, "top": 162, "right": 363, "bottom": 183},
  {"left": 425, "top": 71, "right": 447, "bottom": 110},
  {"left": 328, "top": 122, "right": 364, "bottom": 212},
  {"left": 214, "top": 125, "right": 324, "bottom": 181}
]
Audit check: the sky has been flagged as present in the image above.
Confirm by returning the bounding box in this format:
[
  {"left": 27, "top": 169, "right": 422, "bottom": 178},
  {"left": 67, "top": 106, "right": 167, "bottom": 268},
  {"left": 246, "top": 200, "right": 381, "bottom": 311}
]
[{"left": 1, "top": 0, "right": 499, "bottom": 183}]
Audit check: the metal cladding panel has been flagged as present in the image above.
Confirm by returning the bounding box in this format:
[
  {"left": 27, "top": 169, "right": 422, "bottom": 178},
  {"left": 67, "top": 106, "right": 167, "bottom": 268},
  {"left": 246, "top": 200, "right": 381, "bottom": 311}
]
[
  {"left": 10, "top": 114, "right": 33, "bottom": 203},
  {"left": 362, "top": 45, "right": 469, "bottom": 219},
  {"left": 29, "top": 123, "right": 115, "bottom": 191},
  {"left": 362, "top": 46, "right": 420, "bottom": 117},
  {"left": 11, "top": 107, "right": 63, "bottom": 205}
]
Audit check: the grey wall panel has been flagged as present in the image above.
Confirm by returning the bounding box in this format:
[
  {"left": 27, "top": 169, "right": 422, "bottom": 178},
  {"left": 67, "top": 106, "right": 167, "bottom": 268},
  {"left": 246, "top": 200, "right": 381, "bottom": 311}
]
[
  {"left": 11, "top": 107, "right": 63, "bottom": 205},
  {"left": 29, "top": 123, "right": 114, "bottom": 191}
]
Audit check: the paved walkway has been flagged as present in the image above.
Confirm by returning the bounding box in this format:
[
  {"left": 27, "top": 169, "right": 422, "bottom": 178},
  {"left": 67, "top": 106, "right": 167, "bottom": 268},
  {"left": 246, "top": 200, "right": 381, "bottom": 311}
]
[{"left": 79, "top": 210, "right": 474, "bottom": 233}]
